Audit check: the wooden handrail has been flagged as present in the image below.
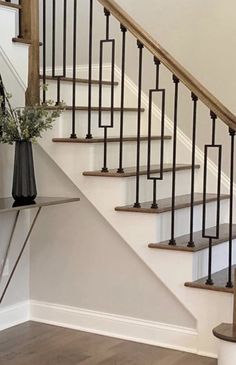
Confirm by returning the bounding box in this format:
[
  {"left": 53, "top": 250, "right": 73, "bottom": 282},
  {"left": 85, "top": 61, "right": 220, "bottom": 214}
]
[
  {"left": 20, "top": 0, "right": 40, "bottom": 105},
  {"left": 98, "top": 0, "right": 236, "bottom": 131}
]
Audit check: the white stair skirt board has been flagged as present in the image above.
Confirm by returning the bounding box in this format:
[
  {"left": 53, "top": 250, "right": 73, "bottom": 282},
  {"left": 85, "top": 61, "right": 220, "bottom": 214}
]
[
  {"left": 0, "top": 301, "right": 30, "bottom": 331},
  {"left": 0, "top": 7, "right": 29, "bottom": 87},
  {"left": 217, "top": 340, "right": 236, "bottom": 365},
  {"left": 30, "top": 300, "right": 203, "bottom": 357}
]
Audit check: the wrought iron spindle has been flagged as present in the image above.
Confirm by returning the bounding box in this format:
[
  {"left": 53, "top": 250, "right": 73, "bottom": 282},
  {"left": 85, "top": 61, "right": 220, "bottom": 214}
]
[
  {"left": 226, "top": 128, "right": 236, "bottom": 288},
  {"left": 188, "top": 93, "right": 198, "bottom": 248},
  {"left": 52, "top": 0, "right": 56, "bottom": 77},
  {"left": 86, "top": 0, "right": 94, "bottom": 139},
  {"left": 99, "top": 8, "right": 115, "bottom": 172},
  {"left": 56, "top": 77, "right": 61, "bottom": 106},
  {"left": 71, "top": 0, "right": 78, "bottom": 139},
  {"left": 169, "top": 75, "right": 180, "bottom": 245},
  {"left": 202, "top": 112, "right": 222, "bottom": 285},
  {"left": 147, "top": 58, "right": 165, "bottom": 209},
  {"left": 18, "top": 0, "right": 22, "bottom": 38},
  {"left": 63, "top": 0, "right": 67, "bottom": 77},
  {"left": 117, "top": 24, "right": 127, "bottom": 173},
  {"left": 42, "top": 0, "right": 46, "bottom": 103},
  {"left": 133, "top": 40, "right": 144, "bottom": 208}
]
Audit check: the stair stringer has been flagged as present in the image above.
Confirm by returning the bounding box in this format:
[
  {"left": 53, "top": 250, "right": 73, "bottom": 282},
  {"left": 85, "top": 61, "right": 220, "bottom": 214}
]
[{"left": 0, "top": 7, "right": 29, "bottom": 89}]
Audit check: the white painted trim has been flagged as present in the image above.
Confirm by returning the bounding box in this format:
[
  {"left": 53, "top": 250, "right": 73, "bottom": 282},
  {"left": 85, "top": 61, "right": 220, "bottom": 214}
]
[
  {"left": 0, "top": 45, "right": 26, "bottom": 91},
  {"left": 0, "top": 301, "right": 30, "bottom": 331},
  {"left": 30, "top": 300, "right": 206, "bottom": 356}
]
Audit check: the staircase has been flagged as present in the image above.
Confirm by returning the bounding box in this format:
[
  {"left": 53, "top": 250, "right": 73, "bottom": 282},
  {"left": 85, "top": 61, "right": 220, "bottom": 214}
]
[{"left": 1, "top": 0, "right": 236, "bottom": 358}]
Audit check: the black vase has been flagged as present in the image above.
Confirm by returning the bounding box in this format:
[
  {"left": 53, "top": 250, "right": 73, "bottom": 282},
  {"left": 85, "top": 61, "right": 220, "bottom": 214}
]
[{"left": 12, "top": 141, "right": 37, "bottom": 203}]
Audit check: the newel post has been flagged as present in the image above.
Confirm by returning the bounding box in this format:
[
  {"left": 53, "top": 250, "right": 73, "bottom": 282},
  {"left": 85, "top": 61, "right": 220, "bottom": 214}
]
[{"left": 20, "top": 0, "right": 40, "bottom": 106}]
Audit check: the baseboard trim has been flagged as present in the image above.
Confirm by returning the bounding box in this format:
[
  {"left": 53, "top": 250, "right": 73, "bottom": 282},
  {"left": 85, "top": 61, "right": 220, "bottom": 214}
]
[
  {"left": 30, "top": 300, "right": 201, "bottom": 355},
  {"left": 0, "top": 301, "right": 30, "bottom": 331}
]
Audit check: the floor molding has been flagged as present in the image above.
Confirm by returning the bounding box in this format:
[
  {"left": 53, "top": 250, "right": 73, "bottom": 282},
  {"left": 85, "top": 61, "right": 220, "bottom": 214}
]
[
  {"left": 0, "top": 301, "right": 30, "bottom": 331},
  {"left": 30, "top": 300, "right": 201, "bottom": 356}
]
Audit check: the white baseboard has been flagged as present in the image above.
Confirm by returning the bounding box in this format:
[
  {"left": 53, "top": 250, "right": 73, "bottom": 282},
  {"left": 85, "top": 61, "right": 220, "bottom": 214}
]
[
  {"left": 0, "top": 301, "right": 30, "bottom": 331},
  {"left": 30, "top": 300, "right": 200, "bottom": 355}
]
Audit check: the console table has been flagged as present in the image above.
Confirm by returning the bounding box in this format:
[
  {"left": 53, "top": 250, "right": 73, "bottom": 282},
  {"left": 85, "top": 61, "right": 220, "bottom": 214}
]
[{"left": 0, "top": 197, "right": 80, "bottom": 304}]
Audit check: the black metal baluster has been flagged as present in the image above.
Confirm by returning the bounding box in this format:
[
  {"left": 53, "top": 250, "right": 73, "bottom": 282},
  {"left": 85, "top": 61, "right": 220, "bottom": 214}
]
[
  {"left": 188, "top": 93, "right": 198, "bottom": 248},
  {"left": 99, "top": 9, "right": 115, "bottom": 172},
  {"left": 56, "top": 77, "right": 61, "bottom": 106},
  {"left": 169, "top": 75, "right": 180, "bottom": 245},
  {"left": 117, "top": 25, "right": 127, "bottom": 173},
  {"left": 202, "top": 112, "right": 222, "bottom": 286},
  {"left": 18, "top": 0, "right": 22, "bottom": 38},
  {"left": 147, "top": 58, "right": 165, "bottom": 209},
  {"left": 86, "top": 0, "right": 94, "bottom": 140},
  {"left": 52, "top": 0, "right": 56, "bottom": 77},
  {"left": 71, "top": 0, "right": 78, "bottom": 139},
  {"left": 226, "top": 128, "right": 236, "bottom": 288},
  {"left": 63, "top": 0, "right": 67, "bottom": 77},
  {"left": 133, "top": 41, "right": 144, "bottom": 208},
  {"left": 42, "top": 0, "right": 46, "bottom": 104}
]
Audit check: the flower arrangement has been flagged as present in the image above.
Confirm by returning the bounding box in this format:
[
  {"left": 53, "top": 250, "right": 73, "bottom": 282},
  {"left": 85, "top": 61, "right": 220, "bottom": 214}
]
[{"left": 0, "top": 81, "right": 64, "bottom": 144}]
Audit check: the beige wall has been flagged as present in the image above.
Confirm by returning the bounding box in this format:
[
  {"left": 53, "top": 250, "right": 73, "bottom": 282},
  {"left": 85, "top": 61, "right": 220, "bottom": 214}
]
[{"left": 30, "top": 145, "right": 196, "bottom": 328}]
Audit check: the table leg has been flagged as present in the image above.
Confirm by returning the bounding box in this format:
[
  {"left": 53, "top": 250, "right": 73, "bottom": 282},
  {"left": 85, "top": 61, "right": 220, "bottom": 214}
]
[{"left": 0, "top": 207, "right": 42, "bottom": 304}]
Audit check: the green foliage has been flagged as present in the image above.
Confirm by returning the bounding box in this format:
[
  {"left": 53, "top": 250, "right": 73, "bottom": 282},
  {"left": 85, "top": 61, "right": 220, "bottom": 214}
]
[{"left": 0, "top": 82, "right": 64, "bottom": 144}]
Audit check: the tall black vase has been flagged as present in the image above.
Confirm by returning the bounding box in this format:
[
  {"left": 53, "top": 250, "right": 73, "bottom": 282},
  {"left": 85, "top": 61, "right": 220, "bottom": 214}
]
[{"left": 12, "top": 141, "right": 37, "bottom": 203}]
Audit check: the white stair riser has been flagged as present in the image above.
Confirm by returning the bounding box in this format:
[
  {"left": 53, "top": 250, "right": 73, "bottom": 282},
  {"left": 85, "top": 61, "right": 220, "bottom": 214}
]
[
  {"left": 193, "top": 240, "right": 236, "bottom": 279},
  {"left": 42, "top": 80, "right": 121, "bottom": 106}
]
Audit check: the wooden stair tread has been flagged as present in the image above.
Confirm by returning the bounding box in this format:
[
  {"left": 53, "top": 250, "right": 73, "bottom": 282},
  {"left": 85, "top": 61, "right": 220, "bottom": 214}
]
[
  {"left": 47, "top": 106, "right": 145, "bottom": 112},
  {"left": 185, "top": 265, "right": 236, "bottom": 294},
  {"left": 12, "top": 37, "right": 43, "bottom": 46},
  {"left": 0, "top": 1, "right": 21, "bottom": 9},
  {"left": 52, "top": 136, "right": 172, "bottom": 144},
  {"left": 115, "top": 192, "right": 228, "bottom": 214},
  {"left": 83, "top": 164, "right": 200, "bottom": 178},
  {"left": 213, "top": 323, "right": 236, "bottom": 343},
  {"left": 149, "top": 224, "right": 236, "bottom": 251},
  {"left": 40, "top": 75, "right": 119, "bottom": 86}
]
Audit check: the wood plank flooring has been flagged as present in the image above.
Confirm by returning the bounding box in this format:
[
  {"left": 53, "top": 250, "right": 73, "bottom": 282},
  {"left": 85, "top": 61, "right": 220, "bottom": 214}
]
[{"left": 0, "top": 322, "right": 216, "bottom": 365}]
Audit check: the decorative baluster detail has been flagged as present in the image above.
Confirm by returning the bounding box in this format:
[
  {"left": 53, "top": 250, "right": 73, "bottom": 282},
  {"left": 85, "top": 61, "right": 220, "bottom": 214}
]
[
  {"left": 71, "top": 0, "right": 78, "bottom": 138},
  {"left": 203, "top": 112, "right": 222, "bottom": 285},
  {"left": 226, "top": 128, "right": 236, "bottom": 288},
  {"left": 169, "top": 75, "right": 180, "bottom": 245},
  {"left": 188, "top": 93, "right": 198, "bottom": 248},
  {"left": 133, "top": 40, "right": 144, "bottom": 208},
  {"left": 99, "top": 8, "right": 115, "bottom": 172},
  {"left": 147, "top": 58, "right": 165, "bottom": 209},
  {"left": 86, "top": 0, "right": 94, "bottom": 140},
  {"left": 117, "top": 24, "right": 127, "bottom": 173}
]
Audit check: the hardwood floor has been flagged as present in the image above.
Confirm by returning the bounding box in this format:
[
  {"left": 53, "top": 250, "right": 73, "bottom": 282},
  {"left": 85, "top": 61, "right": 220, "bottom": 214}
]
[{"left": 0, "top": 322, "right": 217, "bottom": 365}]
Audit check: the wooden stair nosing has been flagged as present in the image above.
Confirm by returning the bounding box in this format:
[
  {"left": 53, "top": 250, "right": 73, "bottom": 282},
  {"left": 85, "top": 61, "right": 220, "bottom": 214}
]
[
  {"left": 184, "top": 265, "right": 236, "bottom": 294},
  {"left": 52, "top": 136, "right": 172, "bottom": 144},
  {"left": 213, "top": 323, "right": 236, "bottom": 343},
  {"left": 40, "top": 74, "right": 119, "bottom": 86},
  {"left": 148, "top": 224, "right": 236, "bottom": 252},
  {"left": 0, "top": 1, "right": 21, "bottom": 9},
  {"left": 83, "top": 164, "right": 200, "bottom": 178},
  {"left": 47, "top": 106, "right": 145, "bottom": 112},
  {"left": 12, "top": 37, "right": 43, "bottom": 46},
  {"left": 115, "top": 193, "right": 229, "bottom": 214}
]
